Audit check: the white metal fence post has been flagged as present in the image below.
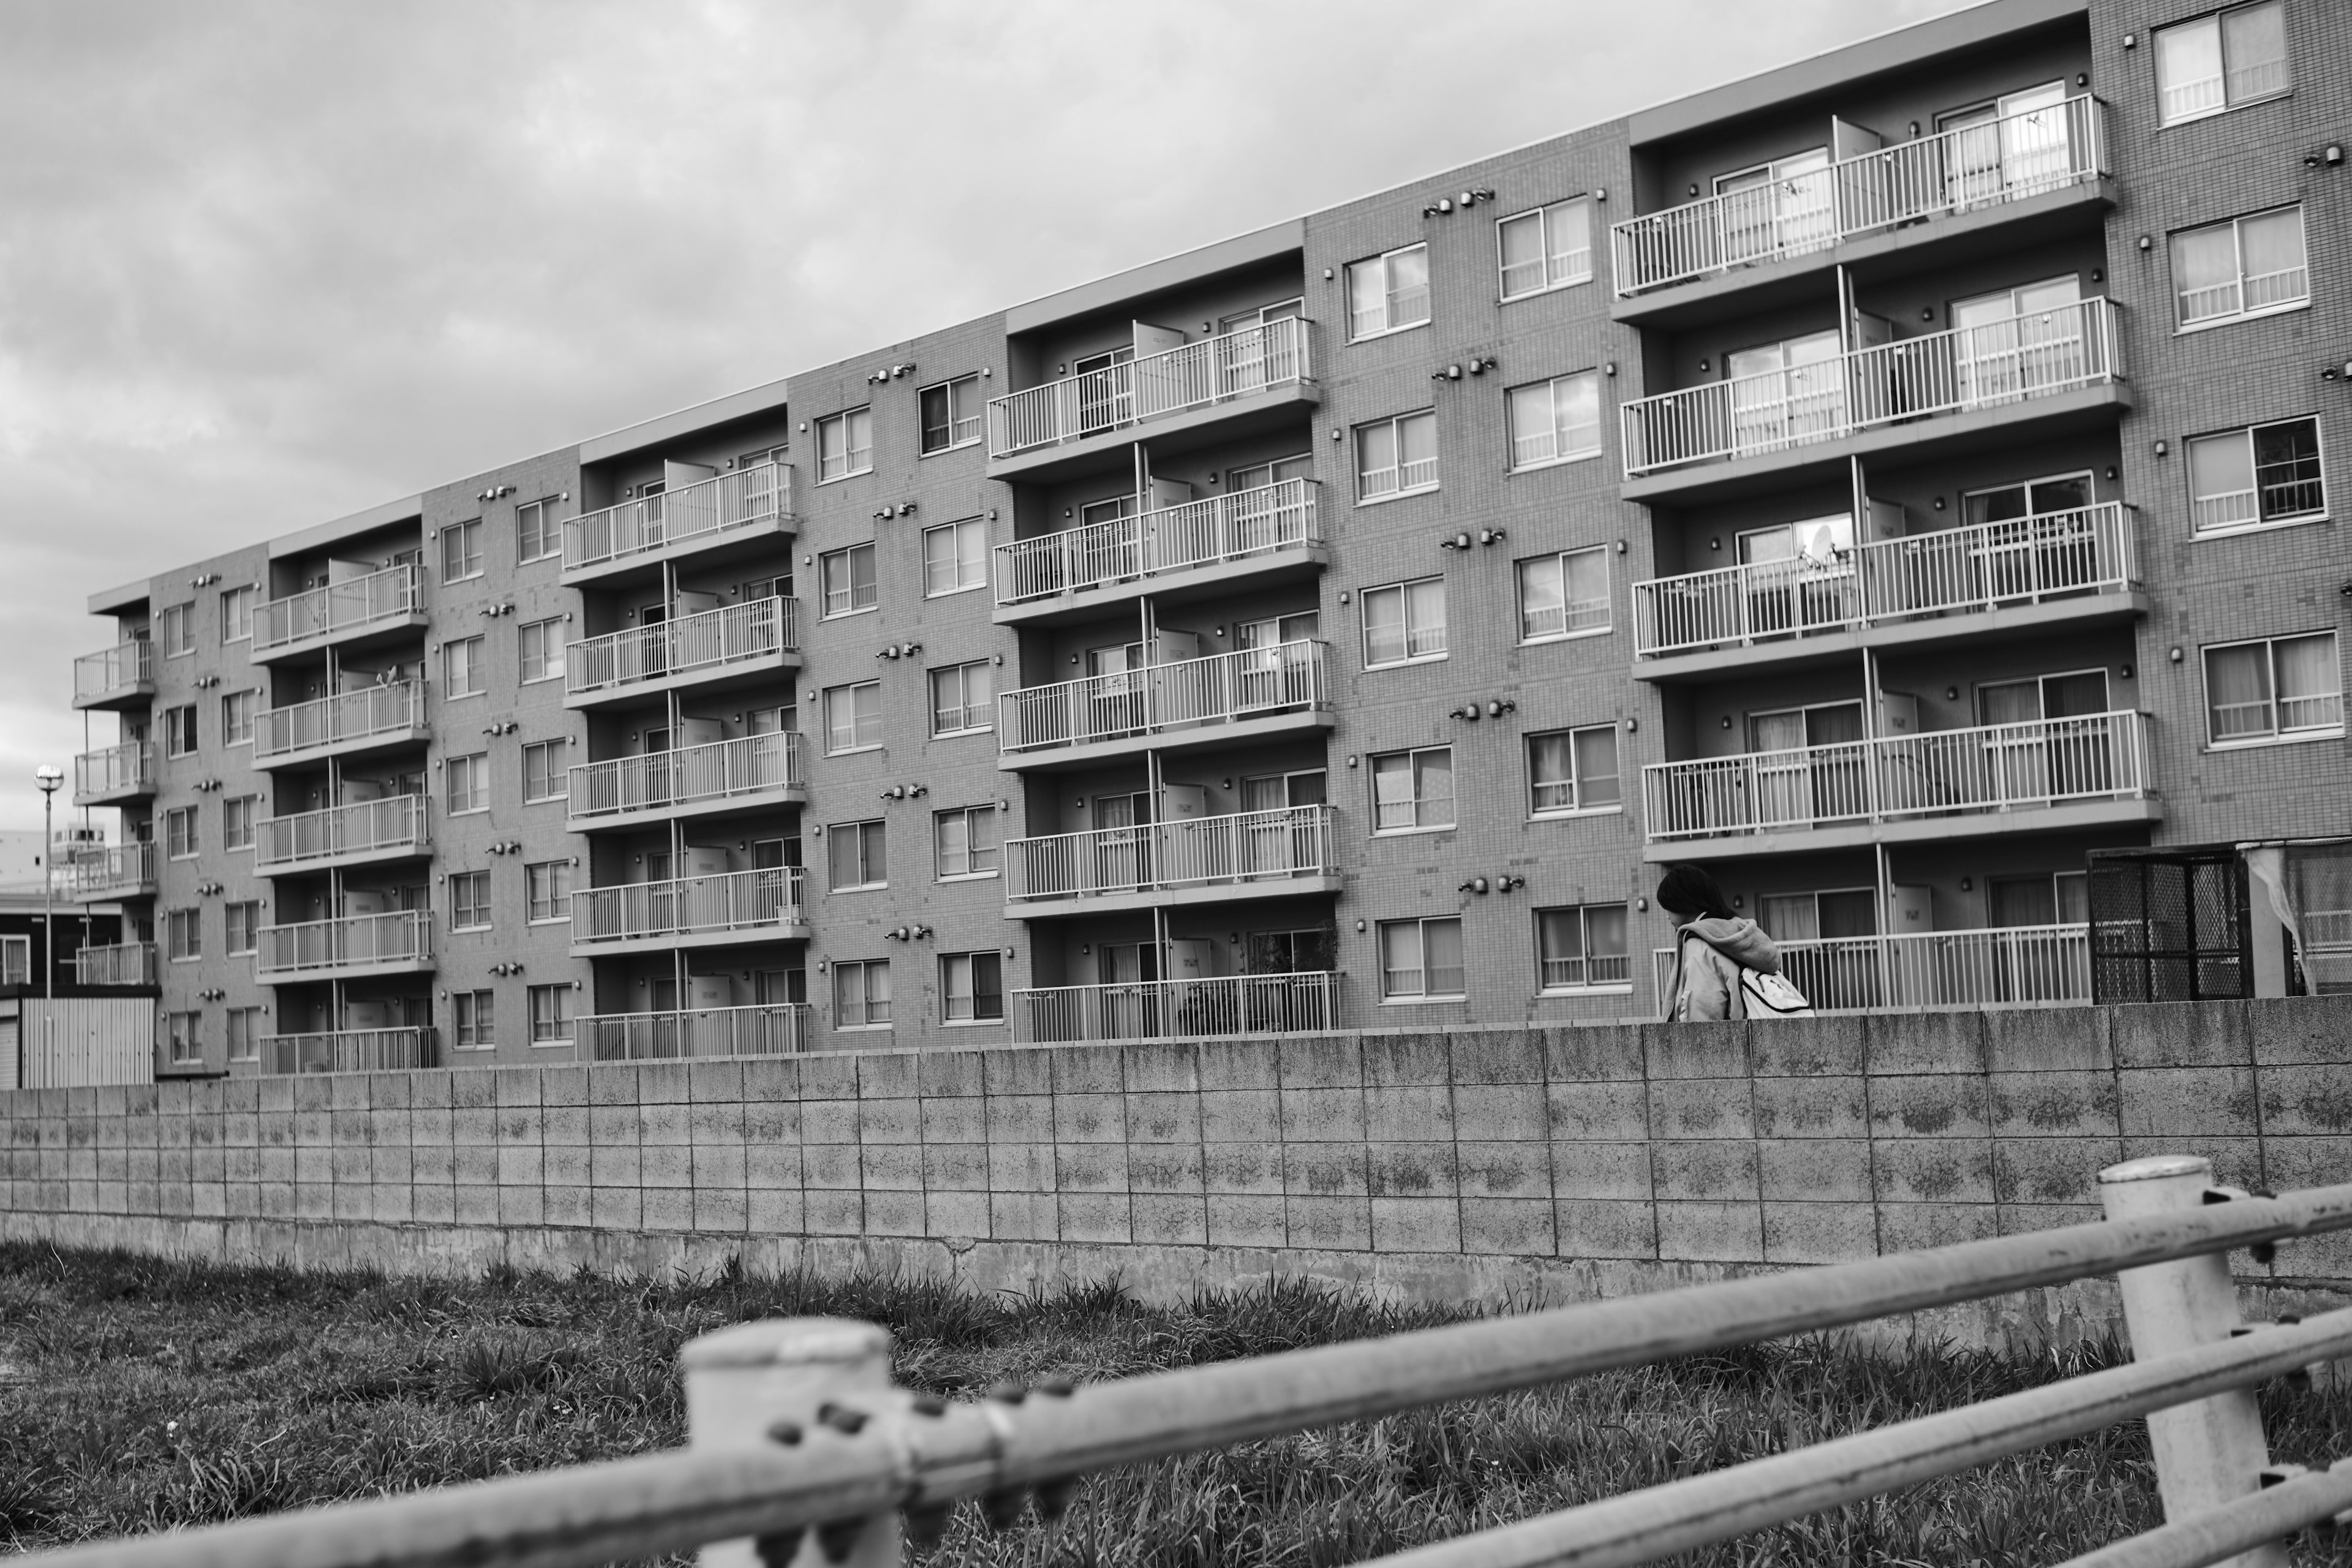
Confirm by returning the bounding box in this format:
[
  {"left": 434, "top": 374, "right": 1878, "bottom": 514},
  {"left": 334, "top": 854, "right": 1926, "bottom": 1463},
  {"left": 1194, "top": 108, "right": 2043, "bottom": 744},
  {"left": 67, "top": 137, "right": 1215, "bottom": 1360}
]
[
  {"left": 682, "top": 1317, "right": 905, "bottom": 1568},
  {"left": 2099, "top": 1153, "right": 2286, "bottom": 1568}
]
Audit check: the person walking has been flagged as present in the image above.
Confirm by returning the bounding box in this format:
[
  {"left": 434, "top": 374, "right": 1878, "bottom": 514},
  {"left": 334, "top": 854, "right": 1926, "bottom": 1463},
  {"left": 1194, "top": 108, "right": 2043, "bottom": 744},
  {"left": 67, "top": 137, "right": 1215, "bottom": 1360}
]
[{"left": 1656, "top": 863, "right": 1793, "bottom": 1021}]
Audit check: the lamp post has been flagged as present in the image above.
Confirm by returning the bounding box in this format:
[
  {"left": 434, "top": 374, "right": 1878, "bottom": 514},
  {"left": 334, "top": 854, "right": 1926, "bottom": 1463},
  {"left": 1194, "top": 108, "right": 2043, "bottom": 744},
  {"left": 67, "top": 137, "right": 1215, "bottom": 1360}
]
[{"left": 35, "top": 766, "right": 62, "bottom": 1002}]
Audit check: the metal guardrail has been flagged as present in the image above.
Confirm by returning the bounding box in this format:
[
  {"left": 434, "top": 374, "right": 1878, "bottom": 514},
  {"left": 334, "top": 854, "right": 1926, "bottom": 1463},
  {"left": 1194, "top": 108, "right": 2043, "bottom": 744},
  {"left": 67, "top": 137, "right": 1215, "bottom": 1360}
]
[
  {"left": 72, "top": 741, "right": 156, "bottom": 802},
  {"left": 255, "top": 795, "right": 430, "bottom": 870},
  {"left": 568, "top": 733, "right": 805, "bottom": 824},
  {"left": 255, "top": 910, "right": 434, "bottom": 979},
  {"left": 1651, "top": 922, "right": 2091, "bottom": 1016},
  {"left": 71, "top": 842, "right": 157, "bottom": 900},
  {"left": 263, "top": 1028, "right": 439, "bottom": 1075},
  {"left": 999, "top": 640, "right": 1330, "bottom": 756},
  {"left": 565, "top": 597, "right": 796, "bottom": 699},
  {"left": 562, "top": 462, "right": 793, "bottom": 575},
  {"left": 1005, "top": 805, "right": 1333, "bottom": 904},
  {"left": 74, "top": 941, "right": 158, "bottom": 987},
  {"left": 986, "top": 317, "right": 1314, "bottom": 458},
  {"left": 254, "top": 562, "right": 421, "bottom": 654},
  {"left": 1012, "top": 970, "right": 1342, "bottom": 1043},
  {"left": 993, "top": 480, "right": 1321, "bottom": 606},
  {"left": 571, "top": 866, "right": 807, "bottom": 946},
  {"left": 576, "top": 1003, "right": 812, "bottom": 1061},
  {"left": 254, "top": 682, "right": 426, "bottom": 763},
  {"left": 72, "top": 639, "right": 154, "bottom": 703}
]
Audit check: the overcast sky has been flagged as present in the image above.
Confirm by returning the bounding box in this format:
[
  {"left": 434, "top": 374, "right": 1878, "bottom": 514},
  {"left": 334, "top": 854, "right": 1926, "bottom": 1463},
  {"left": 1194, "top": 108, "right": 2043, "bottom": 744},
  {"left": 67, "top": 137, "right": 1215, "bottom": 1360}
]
[{"left": 0, "top": 0, "right": 1974, "bottom": 831}]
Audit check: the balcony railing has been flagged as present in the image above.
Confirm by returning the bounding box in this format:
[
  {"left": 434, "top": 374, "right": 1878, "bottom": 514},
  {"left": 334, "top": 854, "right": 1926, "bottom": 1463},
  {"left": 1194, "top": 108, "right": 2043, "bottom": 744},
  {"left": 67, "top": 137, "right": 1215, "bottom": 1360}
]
[
  {"left": 1000, "top": 640, "right": 1330, "bottom": 757},
  {"left": 987, "top": 317, "right": 1314, "bottom": 459},
  {"left": 72, "top": 842, "right": 157, "bottom": 900},
  {"left": 255, "top": 910, "right": 434, "bottom": 979},
  {"left": 1632, "top": 502, "right": 2136, "bottom": 658},
  {"left": 578, "top": 1003, "right": 812, "bottom": 1062},
  {"left": 994, "top": 480, "right": 1322, "bottom": 606},
  {"left": 1621, "top": 298, "right": 2119, "bottom": 477},
  {"left": 1013, "top": 971, "right": 1341, "bottom": 1044},
  {"left": 1642, "top": 710, "right": 2152, "bottom": 842},
  {"left": 255, "top": 682, "right": 425, "bottom": 763},
  {"left": 264, "top": 1028, "right": 439, "bottom": 1075},
  {"left": 1006, "top": 805, "right": 1333, "bottom": 905},
  {"left": 254, "top": 562, "right": 421, "bottom": 654},
  {"left": 569, "top": 733, "right": 806, "bottom": 824},
  {"left": 566, "top": 597, "right": 796, "bottom": 699},
  {"left": 74, "top": 741, "right": 156, "bottom": 802},
  {"left": 571, "top": 866, "right": 806, "bottom": 947},
  {"left": 1651, "top": 923, "right": 2090, "bottom": 1016},
  {"left": 1611, "top": 94, "right": 2106, "bottom": 295},
  {"left": 255, "top": 794, "right": 431, "bottom": 871},
  {"left": 75, "top": 941, "right": 158, "bottom": 987},
  {"left": 563, "top": 462, "right": 794, "bottom": 575},
  {"left": 74, "top": 640, "right": 154, "bottom": 704}
]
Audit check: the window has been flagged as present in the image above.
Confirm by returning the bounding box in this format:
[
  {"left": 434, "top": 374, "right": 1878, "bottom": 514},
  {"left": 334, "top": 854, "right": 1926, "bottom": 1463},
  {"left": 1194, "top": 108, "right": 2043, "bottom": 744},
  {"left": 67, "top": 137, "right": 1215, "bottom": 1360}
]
[
  {"left": 219, "top": 585, "right": 253, "bottom": 644},
  {"left": 1360, "top": 578, "right": 1447, "bottom": 667},
  {"left": 450, "top": 870, "right": 492, "bottom": 931},
  {"left": 1498, "top": 197, "right": 1594, "bottom": 298},
  {"left": 2172, "top": 207, "right": 2308, "bottom": 328},
  {"left": 225, "top": 900, "right": 260, "bottom": 956},
  {"left": 518, "top": 619, "right": 565, "bottom": 684},
  {"left": 2156, "top": 1, "right": 2288, "bottom": 125},
  {"left": 820, "top": 543, "right": 879, "bottom": 616},
  {"left": 829, "top": 818, "right": 887, "bottom": 891},
  {"left": 1528, "top": 725, "right": 1622, "bottom": 815},
  {"left": 1536, "top": 904, "right": 1631, "bottom": 992},
  {"left": 529, "top": 984, "right": 573, "bottom": 1045},
  {"left": 227, "top": 1008, "right": 262, "bottom": 1063},
  {"left": 516, "top": 497, "right": 562, "bottom": 564},
  {"left": 522, "top": 738, "right": 569, "bottom": 802},
  {"left": 2187, "top": 416, "right": 2324, "bottom": 533},
  {"left": 816, "top": 407, "right": 873, "bottom": 481},
  {"left": 446, "top": 752, "right": 489, "bottom": 814},
  {"left": 167, "top": 1013, "right": 203, "bottom": 1066},
  {"left": 1517, "top": 547, "right": 1611, "bottom": 641},
  {"left": 922, "top": 518, "right": 987, "bottom": 597},
  {"left": 442, "top": 518, "right": 484, "bottom": 581},
  {"left": 824, "top": 681, "right": 883, "bottom": 753},
  {"left": 919, "top": 374, "right": 983, "bottom": 453},
  {"left": 940, "top": 951, "right": 1005, "bottom": 1023},
  {"left": 1380, "top": 916, "right": 1465, "bottom": 1000},
  {"left": 1371, "top": 746, "right": 1455, "bottom": 832},
  {"left": 163, "top": 704, "right": 197, "bottom": 757},
  {"left": 0, "top": 937, "right": 24, "bottom": 987},
  {"left": 1346, "top": 243, "right": 1431, "bottom": 339},
  {"left": 1989, "top": 873, "right": 2090, "bottom": 929},
  {"left": 934, "top": 805, "right": 1000, "bottom": 880},
  {"left": 2204, "top": 632, "right": 2343, "bottom": 745},
  {"left": 165, "top": 907, "right": 202, "bottom": 962},
  {"left": 1506, "top": 372, "right": 1602, "bottom": 469},
  {"left": 453, "top": 990, "right": 494, "bottom": 1050},
  {"left": 1356, "top": 410, "right": 1438, "bottom": 500},
  {"left": 526, "top": 861, "right": 572, "bottom": 922},
  {"left": 221, "top": 689, "right": 255, "bottom": 747},
  {"left": 834, "top": 959, "right": 891, "bottom": 1028},
  {"left": 165, "top": 806, "right": 198, "bottom": 860},
  {"left": 930, "top": 661, "right": 993, "bottom": 736},
  {"left": 443, "top": 635, "right": 487, "bottom": 698},
  {"left": 158, "top": 603, "right": 194, "bottom": 656},
  {"left": 223, "top": 795, "right": 257, "bottom": 852}
]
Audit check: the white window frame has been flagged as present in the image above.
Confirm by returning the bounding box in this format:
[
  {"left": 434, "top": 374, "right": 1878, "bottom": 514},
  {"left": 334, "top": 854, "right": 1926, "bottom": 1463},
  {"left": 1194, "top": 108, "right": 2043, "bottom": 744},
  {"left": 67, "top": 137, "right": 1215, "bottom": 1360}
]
[
  {"left": 222, "top": 794, "right": 257, "bottom": 852},
  {"left": 442, "top": 519, "right": 484, "bottom": 582},
  {"left": 940, "top": 951, "right": 1005, "bottom": 1025},
  {"left": 446, "top": 752, "right": 491, "bottom": 815},
  {"left": 922, "top": 518, "right": 987, "bottom": 597},
  {"left": 933, "top": 805, "right": 1000, "bottom": 881},
  {"left": 824, "top": 681, "right": 884, "bottom": 755},
  {"left": 1496, "top": 197, "right": 1596, "bottom": 301},
  {"left": 1506, "top": 372, "right": 1603, "bottom": 471},
  {"left": 1346, "top": 243, "right": 1431, "bottom": 341},
  {"left": 1535, "top": 903, "right": 1633, "bottom": 995},
  {"left": 2187, "top": 415, "right": 2326, "bottom": 537},
  {"left": 163, "top": 703, "right": 197, "bottom": 758},
  {"left": 453, "top": 990, "right": 495, "bottom": 1051},
  {"left": 820, "top": 543, "right": 880, "bottom": 618},
  {"left": 218, "top": 585, "right": 254, "bottom": 643},
  {"left": 929, "top": 660, "right": 993, "bottom": 736},
  {"left": 2201, "top": 631, "right": 2344, "bottom": 748},
  {"left": 226, "top": 1007, "right": 262, "bottom": 1063},
  {"left": 529, "top": 983, "right": 574, "bottom": 1046},
  {"left": 225, "top": 900, "right": 260, "bottom": 957},
  {"left": 1355, "top": 410, "right": 1439, "bottom": 502},
  {"left": 833, "top": 958, "right": 892, "bottom": 1030},
  {"left": 526, "top": 860, "right": 571, "bottom": 923},
  {"left": 518, "top": 618, "right": 565, "bottom": 684},
  {"left": 165, "top": 907, "right": 202, "bottom": 963},
  {"left": 443, "top": 635, "right": 488, "bottom": 699},
  {"left": 816, "top": 407, "right": 874, "bottom": 482},
  {"left": 1370, "top": 745, "right": 1455, "bottom": 834},
  {"left": 516, "top": 497, "right": 562, "bottom": 564},
  {"left": 2155, "top": 0, "right": 2290, "bottom": 127},
  {"left": 165, "top": 806, "right": 198, "bottom": 861},
  {"left": 919, "top": 374, "right": 983, "bottom": 454},
  {"left": 0, "top": 935, "right": 25, "bottom": 987},
  {"left": 167, "top": 1012, "right": 203, "bottom": 1064},
  {"left": 221, "top": 688, "right": 255, "bottom": 747},
  {"left": 1517, "top": 546, "right": 1612, "bottom": 643},
  {"left": 2171, "top": 206, "right": 2309, "bottom": 331},
  {"left": 1379, "top": 915, "right": 1466, "bottom": 1001},
  {"left": 450, "top": 869, "right": 492, "bottom": 932},
  {"left": 1360, "top": 578, "right": 1448, "bottom": 668},
  {"left": 157, "top": 603, "right": 194, "bottom": 657},
  {"left": 1527, "top": 724, "right": 1623, "bottom": 818},
  {"left": 829, "top": 818, "right": 888, "bottom": 892},
  {"left": 522, "top": 738, "right": 569, "bottom": 803}
]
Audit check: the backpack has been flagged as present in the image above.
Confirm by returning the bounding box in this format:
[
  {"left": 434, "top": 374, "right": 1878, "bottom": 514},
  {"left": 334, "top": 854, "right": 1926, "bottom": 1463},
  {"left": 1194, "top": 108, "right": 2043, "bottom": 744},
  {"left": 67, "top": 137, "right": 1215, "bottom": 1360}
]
[{"left": 1739, "top": 966, "right": 1815, "bottom": 1017}]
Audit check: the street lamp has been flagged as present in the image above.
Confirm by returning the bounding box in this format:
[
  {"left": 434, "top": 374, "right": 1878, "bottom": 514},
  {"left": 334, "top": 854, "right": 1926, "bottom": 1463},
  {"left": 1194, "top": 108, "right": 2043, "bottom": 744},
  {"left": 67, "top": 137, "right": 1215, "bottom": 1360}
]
[{"left": 34, "top": 766, "right": 62, "bottom": 1002}]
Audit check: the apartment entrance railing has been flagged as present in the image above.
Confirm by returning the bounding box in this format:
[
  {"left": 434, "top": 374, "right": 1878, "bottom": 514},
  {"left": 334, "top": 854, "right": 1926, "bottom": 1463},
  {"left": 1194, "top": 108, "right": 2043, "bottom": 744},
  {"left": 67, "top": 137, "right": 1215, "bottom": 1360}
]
[
  {"left": 565, "top": 597, "right": 796, "bottom": 700},
  {"left": 255, "top": 795, "right": 430, "bottom": 872},
  {"left": 1012, "top": 970, "right": 1341, "bottom": 1043},
  {"left": 1651, "top": 922, "right": 2090, "bottom": 1016},
  {"left": 571, "top": 866, "right": 807, "bottom": 947},
  {"left": 576, "top": 1003, "right": 812, "bottom": 1062},
  {"left": 568, "top": 733, "right": 805, "bottom": 824},
  {"left": 999, "top": 641, "right": 1330, "bottom": 757},
  {"left": 73, "top": 941, "right": 157, "bottom": 987},
  {"left": 562, "top": 461, "right": 794, "bottom": 575},
  {"left": 72, "top": 639, "right": 154, "bottom": 705},
  {"left": 263, "top": 1028, "right": 438, "bottom": 1075},
  {"left": 986, "top": 316, "right": 1314, "bottom": 458},
  {"left": 70, "top": 842, "right": 157, "bottom": 900},
  {"left": 254, "top": 682, "right": 425, "bottom": 763},
  {"left": 72, "top": 741, "right": 156, "bottom": 803},
  {"left": 254, "top": 562, "right": 421, "bottom": 654},
  {"left": 1005, "top": 806, "right": 1333, "bottom": 905},
  {"left": 993, "top": 480, "right": 1322, "bottom": 606},
  {"left": 254, "top": 911, "right": 434, "bottom": 979}
]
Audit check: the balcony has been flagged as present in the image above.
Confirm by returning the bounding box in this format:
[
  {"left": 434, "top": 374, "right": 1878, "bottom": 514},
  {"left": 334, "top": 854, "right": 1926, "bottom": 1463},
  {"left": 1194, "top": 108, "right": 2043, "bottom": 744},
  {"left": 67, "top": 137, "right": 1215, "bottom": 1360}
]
[
  {"left": 255, "top": 910, "right": 435, "bottom": 982},
  {"left": 254, "top": 682, "right": 429, "bottom": 769},
  {"left": 252, "top": 563, "right": 426, "bottom": 662},
  {"left": 570, "top": 866, "right": 809, "bottom": 956},
  {"left": 986, "top": 317, "right": 1319, "bottom": 482},
  {"left": 75, "top": 942, "right": 158, "bottom": 987},
  {"left": 1012, "top": 971, "right": 1341, "bottom": 1044},
  {"left": 1006, "top": 805, "right": 1337, "bottom": 919},
  {"left": 575, "top": 1003, "right": 812, "bottom": 1063},
  {"left": 72, "top": 843, "right": 157, "bottom": 902},
  {"left": 998, "top": 641, "right": 1332, "bottom": 771},
  {"left": 264, "top": 1028, "right": 439, "bottom": 1075},
  {"left": 1611, "top": 95, "right": 2109, "bottom": 324},
  {"left": 568, "top": 733, "right": 806, "bottom": 830},
  {"left": 1619, "top": 298, "right": 2124, "bottom": 502},
  {"left": 73, "top": 641, "right": 155, "bottom": 710},
  {"left": 565, "top": 597, "right": 798, "bottom": 709},
  {"left": 1640, "top": 711, "right": 2158, "bottom": 860},
  {"left": 993, "top": 480, "right": 1327, "bottom": 626},
  {"left": 563, "top": 462, "right": 796, "bottom": 586},
  {"left": 74, "top": 742, "right": 157, "bottom": 807},
  {"left": 1650, "top": 924, "right": 2090, "bottom": 1017},
  {"left": 255, "top": 794, "right": 431, "bottom": 875},
  {"left": 1631, "top": 503, "right": 2144, "bottom": 679}
]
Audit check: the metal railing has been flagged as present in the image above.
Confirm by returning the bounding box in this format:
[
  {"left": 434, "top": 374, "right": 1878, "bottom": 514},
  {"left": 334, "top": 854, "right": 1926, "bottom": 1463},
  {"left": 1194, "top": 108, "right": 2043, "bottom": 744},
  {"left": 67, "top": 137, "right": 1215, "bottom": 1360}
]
[
  {"left": 1611, "top": 94, "right": 2105, "bottom": 295},
  {"left": 571, "top": 866, "right": 806, "bottom": 946},
  {"left": 255, "top": 910, "right": 434, "bottom": 978},
  {"left": 254, "top": 682, "right": 425, "bottom": 763},
  {"left": 255, "top": 795, "right": 430, "bottom": 870},
  {"left": 1013, "top": 970, "right": 1341, "bottom": 1043},
  {"left": 578, "top": 1003, "right": 812, "bottom": 1062},
  {"left": 70, "top": 842, "right": 157, "bottom": 900},
  {"left": 1000, "top": 640, "right": 1329, "bottom": 756},
  {"left": 1006, "top": 805, "right": 1333, "bottom": 904},
  {"left": 1642, "top": 710, "right": 2152, "bottom": 842},
  {"left": 563, "top": 462, "right": 794, "bottom": 574},
  {"left": 1651, "top": 922, "right": 2090, "bottom": 1017},
  {"left": 993, "top": 479, "right": 1322, "bottom": 606},
  {"left": 73, "top": 639, "right": 154, "bottom": 703},
  {"left": 74, "top": 941, "right": 157, "bottom": 987},
  {"left": 987, "top": 317, "right": 1314, "bottom": 458},
  {"left": 31, "top": 1157, "right": 2352, "bottom": 1568},
  {"left": 565, "top": 597, "right": 796, "bottom": 699},
  {"left": 73, "top": 741, "right": 156, "bottom": 801},
  {"left": 1621, "top": 297, "right": 2119, "bottom": 477},
  {"left": 568, "top": 733, "right": 805, "bottom": 824},
  {"left": 1632, "top": 502, "right": 2136, "bottom": 657},
  {"left": 263, "top": 1028, "right": 438, "bottom": 1076},
  {"left": 254, "top": 562, "right": 421, "bottom": 654}
]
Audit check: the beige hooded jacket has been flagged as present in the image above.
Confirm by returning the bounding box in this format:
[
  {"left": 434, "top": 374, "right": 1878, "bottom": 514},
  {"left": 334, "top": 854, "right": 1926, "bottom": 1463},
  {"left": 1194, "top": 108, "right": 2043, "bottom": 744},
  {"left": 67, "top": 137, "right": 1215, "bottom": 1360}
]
[{"left": 1667, "top": 917, "right": 1784, "bottom": 1022}]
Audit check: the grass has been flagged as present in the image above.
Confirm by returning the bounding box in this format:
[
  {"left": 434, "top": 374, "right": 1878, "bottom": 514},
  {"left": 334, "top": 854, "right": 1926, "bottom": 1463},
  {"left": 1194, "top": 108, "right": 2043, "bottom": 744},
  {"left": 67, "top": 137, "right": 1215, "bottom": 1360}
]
[{"left": 3, "top": 1241, "right": 2350, "bottom": 1566}]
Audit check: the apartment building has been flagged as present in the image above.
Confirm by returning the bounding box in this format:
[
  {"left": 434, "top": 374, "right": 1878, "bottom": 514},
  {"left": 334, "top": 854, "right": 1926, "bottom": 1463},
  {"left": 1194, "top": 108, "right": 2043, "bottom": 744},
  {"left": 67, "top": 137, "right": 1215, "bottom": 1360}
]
[{"left": 64, "top": 0, "right": 2351, "bottom": 1072}]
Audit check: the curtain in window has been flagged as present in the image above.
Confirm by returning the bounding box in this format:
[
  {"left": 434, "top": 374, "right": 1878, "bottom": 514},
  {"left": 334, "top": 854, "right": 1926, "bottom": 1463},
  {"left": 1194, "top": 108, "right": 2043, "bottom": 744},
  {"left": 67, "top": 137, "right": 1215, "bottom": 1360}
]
[{"left": 2206, "top": 644, "right": 2274, "bottom": 739}]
